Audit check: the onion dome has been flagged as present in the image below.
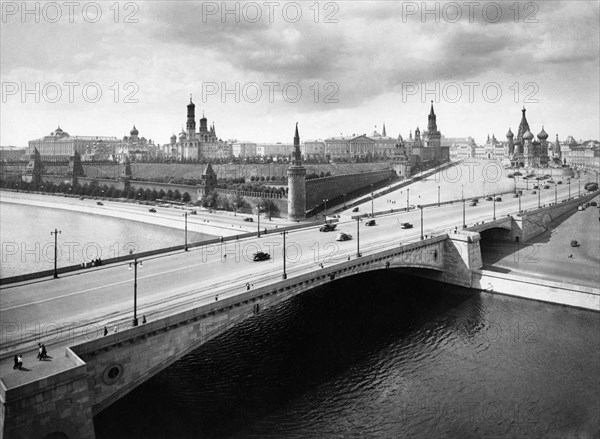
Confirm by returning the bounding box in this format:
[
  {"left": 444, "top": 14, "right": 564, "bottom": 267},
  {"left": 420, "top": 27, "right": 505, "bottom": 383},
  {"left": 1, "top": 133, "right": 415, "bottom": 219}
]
[
  {"left": 170, "top": 133, "right": 177, "bottom": 141},
  {"left": 523, "top": 130, "right": 533, "bottom": 140},
  {"left": 537, "top": 126, "right": 548, "bottom": 140},
  {"left": 187, "top": 96, "right": 195, "bottom": 108},
  {"left": 130, "top": 125, "right": 139, "bottom": 136},
  {"left": 506, "top": 128, "right": 514, "bottom": 138}
]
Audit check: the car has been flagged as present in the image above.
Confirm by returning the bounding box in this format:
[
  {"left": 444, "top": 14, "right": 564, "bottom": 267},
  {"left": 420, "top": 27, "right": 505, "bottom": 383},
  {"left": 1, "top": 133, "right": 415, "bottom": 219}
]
[
  {"left": 532, "top": 190, "right": 537, "bottom": 194},
  {"left": 557, "top": 181, "right": 563, "bottom": 185},
  {"left": 543, "top": 185, "right": 550, "bottom": 189},
  {"left": 365, "top": 219, "right": 376, "bottom": 226},
  {"left": 513, "top": 194, "right": 519, "bottom": 198},
  {"left": 590, "top": 201, "right": 598, "bottom": 207},
  {"left": 585, "top": 182, "right": 598, "bottom": 191},
  {"left": 189, "top": 210, "right": 197, "bottom": 215},
  {"left": 470, "top": 201, "right": 478, "bottom": 206},
  {"left": 96, "top": 201, "right": 104, "bottom": 206},
  {"left": 533, "top": 185, "right": 539, "bottom": 189},
  {"left": 319, "top": 223, "right": 337, "bottom": 232},
  {"left": 148, "top": 208, "right": 156, "bottom": 213},
  {"left": 401, "top": 222, "right": 413, "bottom": 229},
  {"left": 244, "top": 217, "right": 254, "bottom": 222},
  {"left": 513, "top": 171, "right": 522, "bottom": 176},
  {"left": 336, "top": 232, "right": 352, "bottom": 241},
  {"left": 495, "top": 197, "right": 502, "bottom": 202},
  {"left": 486, "top": 196, "right": 493, "bottom": 201},
  {"left": 570, "top": 240, "right": 580, "bottom": 248},
  {"left": 253, "top": 252, "right": 271, "bottom": 261},
  {"left": 352, "top": 207, "right": 359, "bottom": 212},
  {"left": 547, "top": 179, "right": 555, "bottom": 184},
  {"left": 471, "top": 198, "right": 479, "bottom": 203},
  {"left": 577, "top": 205, "right": 585, "bottom": 211}
]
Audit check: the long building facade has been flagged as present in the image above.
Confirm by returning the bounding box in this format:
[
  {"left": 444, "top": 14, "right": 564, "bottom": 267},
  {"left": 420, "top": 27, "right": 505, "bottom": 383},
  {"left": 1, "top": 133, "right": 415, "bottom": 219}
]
[{"left": 28, "top": 127, "right": 121, "bottom": 162}]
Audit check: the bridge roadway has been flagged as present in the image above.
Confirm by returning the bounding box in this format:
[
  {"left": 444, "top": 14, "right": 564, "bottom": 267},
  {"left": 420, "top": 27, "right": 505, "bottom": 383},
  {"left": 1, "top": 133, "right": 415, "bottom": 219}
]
[{"left": 0, "top": 182, "right": 585, "bottom": 369}]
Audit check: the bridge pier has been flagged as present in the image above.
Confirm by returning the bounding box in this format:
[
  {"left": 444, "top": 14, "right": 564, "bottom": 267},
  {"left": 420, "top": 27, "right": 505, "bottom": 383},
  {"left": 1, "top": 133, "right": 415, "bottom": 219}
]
[
  {"left": 439, "top": 231, "right": 483, "bottom": 288},
  {"left": 0, "top": 349, "right": 96, "bottom": 439}
]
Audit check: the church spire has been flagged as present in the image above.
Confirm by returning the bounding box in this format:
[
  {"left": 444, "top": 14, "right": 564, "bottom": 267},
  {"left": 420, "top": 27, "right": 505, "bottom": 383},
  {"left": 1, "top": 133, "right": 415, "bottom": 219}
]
[
  {"left": 382, "top": 123, "right": 387, "bottom": 137},
  {"left": 427, "top": 100, "right": 437, "bottom": 133}
]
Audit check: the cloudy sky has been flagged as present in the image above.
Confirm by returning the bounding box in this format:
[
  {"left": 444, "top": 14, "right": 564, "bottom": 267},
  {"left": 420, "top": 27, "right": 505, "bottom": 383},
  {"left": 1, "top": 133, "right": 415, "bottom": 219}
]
[{"left": 1, "top": 1, "right": 598, "bottom": 147}]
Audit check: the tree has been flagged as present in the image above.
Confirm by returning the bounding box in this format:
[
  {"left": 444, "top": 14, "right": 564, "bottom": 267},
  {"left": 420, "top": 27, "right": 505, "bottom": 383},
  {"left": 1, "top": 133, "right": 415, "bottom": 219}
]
[{"left": 182, "top": 192, "right": 191, "bottom": 203}]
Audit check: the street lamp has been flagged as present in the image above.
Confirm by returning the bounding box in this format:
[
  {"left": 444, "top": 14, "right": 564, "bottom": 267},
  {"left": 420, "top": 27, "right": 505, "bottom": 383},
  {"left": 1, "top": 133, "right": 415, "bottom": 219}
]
[
  {"left": 356, "top": 216, "right": 361, "bottom": 257},
  {"left": 257, "top": 205, "right": 261, "bottom": 237},
  {"left": 419, "top": 205, "right": 424, "bottom": 240},
  {"left": 128, "top": 251, "right": 142, "bottom": 327},
  {"left": 538, "top": 186, "right": 541, "bottom": 208},
  {"left": 568, "top": 180, "right": 571, "bottom": 198},
  {"left": 493, "top": 194, "right": 496, "bottom": 220},
  {"left": 578, "top": 179, "right": 581, "bottom": 197},
  {"left": 51, "top": 228, "right": 61, "bottom": 278},
  {"left": 406, "top": 188, "right": 410, "bottom": 211},
  {"left": 438, "top": 185, "right": 440, "bottom": 207},
  {"left": 183, "top": 212, "right": 189, "bottom": 251},
  {"left": 281, "top": 230, "right": 288, "bottom": 279},
  {"left": 323, "top": 198, "right": 328, "bottom": 222},
  {"left": 343, "top": 193, "right": 347, "bottom": 208},
  {"left": 554, "top": 184, "right": 557, "bottom": 204},
  {"left": 518, "top": 194, "right": 522, "bottom": 213},
  {"left": 371, "top": 192, "right": 374, "bottom": 217},
  {"left": 233, "top": 201, "right": 237, "bottom": 216}
]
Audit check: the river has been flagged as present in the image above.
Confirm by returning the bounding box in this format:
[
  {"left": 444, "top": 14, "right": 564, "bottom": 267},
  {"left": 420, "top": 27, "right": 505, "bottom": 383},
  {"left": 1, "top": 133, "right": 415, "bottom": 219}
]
[
  {"left": 94, "top": 272, "right": 599, "bottom": 439},
  {"left": 0, "top": 201, "right": 215, "bottom": 278}
]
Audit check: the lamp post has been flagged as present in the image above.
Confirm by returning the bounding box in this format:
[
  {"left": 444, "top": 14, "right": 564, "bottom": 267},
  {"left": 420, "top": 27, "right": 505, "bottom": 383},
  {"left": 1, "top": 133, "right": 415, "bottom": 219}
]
[
  {"left": 183, "top": 212, "right": 189, "bottom": 251},
  {"left": 128, "top": 252, "right": 142, "bottom": 327},
  {"left": 419, "top": 205, "right": 424, "bottom": 240},
  {"left": 538, "top": 186, "right": 541, "bottom": 208},
  {"left": 518, "top": 194, "right": 522, "bottom": 213},
  {"left": 406, "top": 188, "right": 410, "bottom": 211},
  {"left": 356, "top": 216, "right": 361, "bottom": 257},
  {"left": 233, "top": 201, "right": 237, "bottom": 216},
  {"left": 493, "top": 194, "right": 496, "bottom": 220},
  {"left": 51, "top": 228, "right": 61, "bottom": 278},
  {"left": 281, "top": 231, "right": 288, "bottom": 279},
  {"left": 437, "top": 185, "right": 440, "bottom": 207},
  {"left": 323, "top": 198, "right": 328, "bottom": 222},
  {"left": 371, "top": 192, "right": 374, "bottom": 217},
  {"left": 554, "top": 184, "right": 557, "bottom": 204},
  {"left": 343, "top": 193, "right": 347, "bottom": 208},
  {"left": 568, "top": 180, "right": 571, "bottom": 199},
  {"left": 578, "top": 179, "right": 581, "bottom": 197},
  {"left": 257, "top": 205, "right": 261, "bottom": 237}
]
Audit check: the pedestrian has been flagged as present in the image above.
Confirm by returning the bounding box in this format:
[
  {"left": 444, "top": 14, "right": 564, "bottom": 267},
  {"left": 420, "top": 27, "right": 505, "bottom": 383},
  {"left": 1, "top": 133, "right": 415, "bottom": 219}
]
[
  {"left": 215, "top": 295, "right": 219, "bottom": 301},
  {"left": 246, "top": 282, "right": 250, "bottom": 291},
  {"left": 41, "top": 344, "right": 47, "bottom": 359},
  {"left": 13, "top": 355, "right": 18, "bottom": 370},
  {"left": 142, "top": 315, "right": 146, "bottom": 324},
  {"left": 37, "top": 343, "right": 43, "bottom": 360},
  {"left": 17, "top": 355, "right": 23, "bottom": 370},
  {"left": 103, "top": 326, "right": 108, "bottom": 336},
  {"left": 568, "top": 254, "right": 573, "bottom": 258},
  {"left": 113, "top": 325, "right": 118, "bottom": 333}
]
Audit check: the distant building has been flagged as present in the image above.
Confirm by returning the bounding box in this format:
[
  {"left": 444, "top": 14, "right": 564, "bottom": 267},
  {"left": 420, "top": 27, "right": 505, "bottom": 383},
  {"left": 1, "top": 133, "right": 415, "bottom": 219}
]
[
  {"left": 0, "top": 146, "right": 27, "bottom": 162},
  {"left": 301, "top": 140, "right": 326, "bottom": 160},
  {"left": 449, "top": 137, "right": 477, "bottom": 160},
  {"left": 256, "top": 143, "right": 293, "bottom": 159},
  {"left": 28, "top": 126, "right": 120, "bottom": 162},
  {"left": 113, "top": 125, "right": 159, "bottom": 162},
  {"left": 166, "top": 97, "right": 231, "bottom": 161},
  {"left": 323, "top": 123, "right": 396, "bottom": 161},
  {"left": 505, "top": 107, "right": 549, "bottom": 168},
  {"left": 561, "top": 138, "right": 600, "bottom": 172},
  {"left": 231, "top": 141, "right": 257, "bottom": 158},
  {"left": 393, "top": 102, "right": 450, "bottom": 178}
]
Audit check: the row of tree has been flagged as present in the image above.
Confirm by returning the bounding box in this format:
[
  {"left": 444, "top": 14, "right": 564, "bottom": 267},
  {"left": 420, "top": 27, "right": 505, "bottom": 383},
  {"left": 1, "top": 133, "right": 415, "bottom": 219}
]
[{"left": 0, "top": 178, "right": 191, "bottom": 203}]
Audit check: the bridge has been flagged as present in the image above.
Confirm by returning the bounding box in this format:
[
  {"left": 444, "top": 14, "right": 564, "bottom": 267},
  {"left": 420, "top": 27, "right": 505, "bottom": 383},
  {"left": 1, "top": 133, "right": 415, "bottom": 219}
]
[{"left": 1, "top": 186, "right": 598, "bottom": 439}]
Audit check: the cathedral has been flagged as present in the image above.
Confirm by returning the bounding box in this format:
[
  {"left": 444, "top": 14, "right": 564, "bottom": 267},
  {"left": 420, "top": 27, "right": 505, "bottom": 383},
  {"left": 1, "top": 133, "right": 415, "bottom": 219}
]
[
  {"left": 166, "top": 96, "right": 230, "bottom": 161},
  {"left": 505, "top": 107, "right": 549, "bottom": 168}
]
